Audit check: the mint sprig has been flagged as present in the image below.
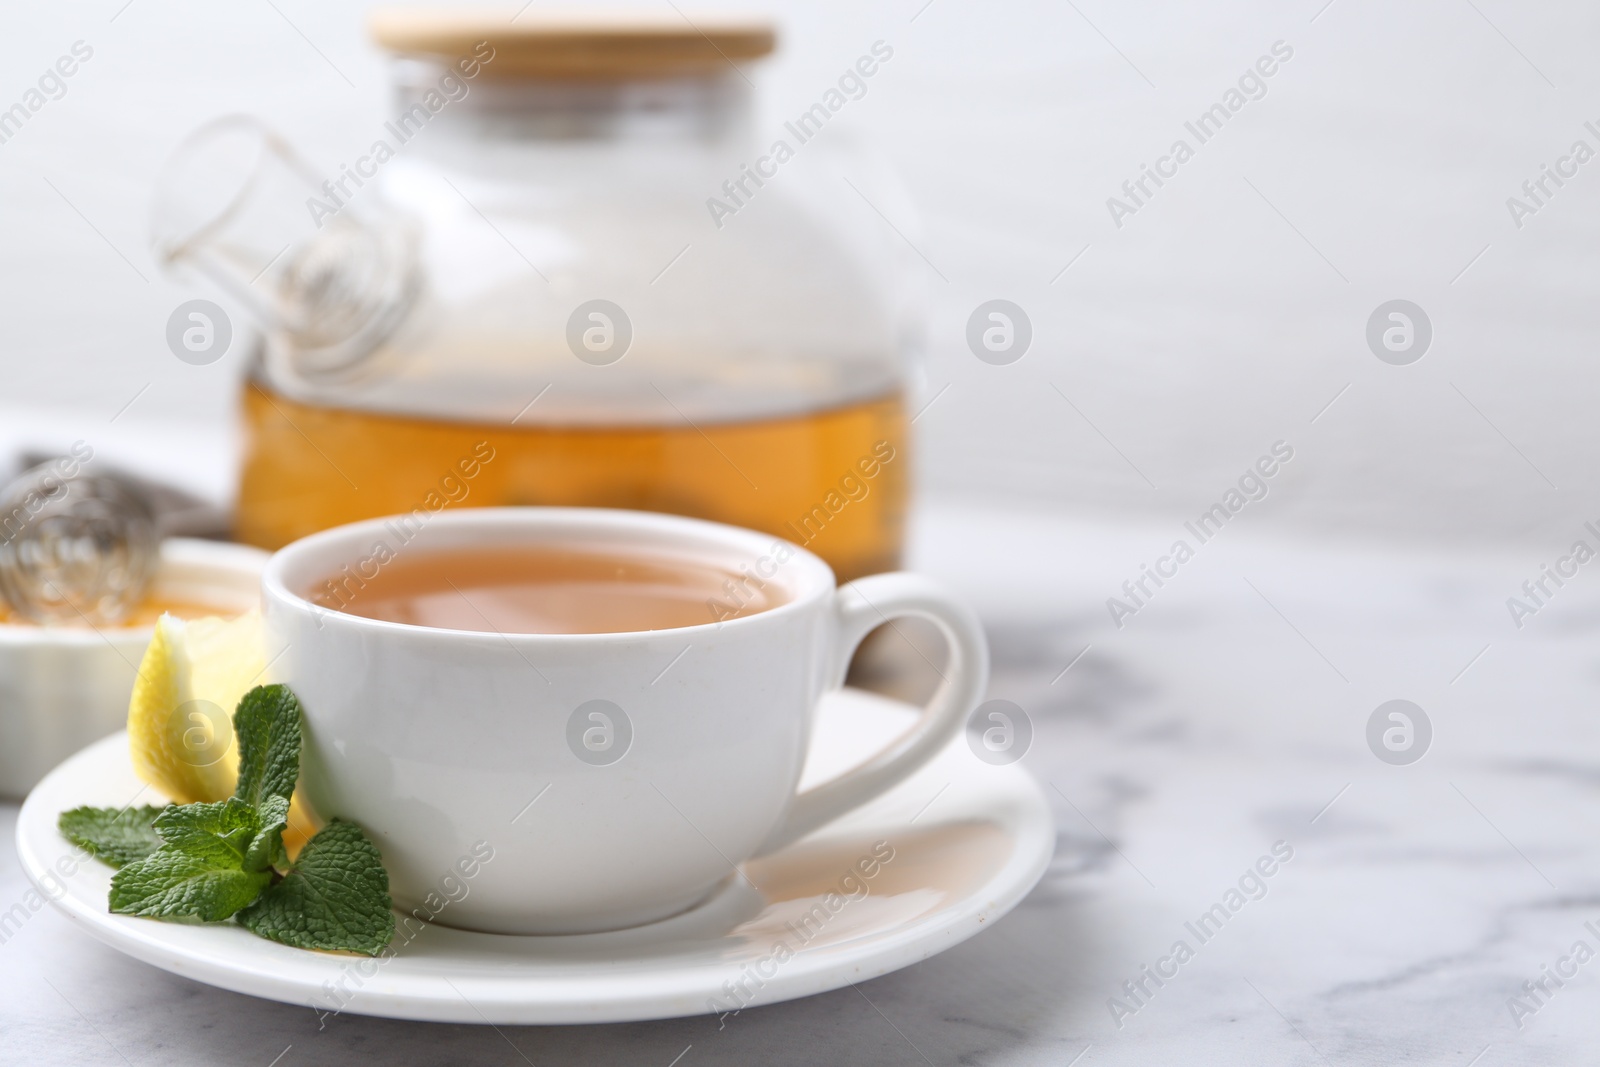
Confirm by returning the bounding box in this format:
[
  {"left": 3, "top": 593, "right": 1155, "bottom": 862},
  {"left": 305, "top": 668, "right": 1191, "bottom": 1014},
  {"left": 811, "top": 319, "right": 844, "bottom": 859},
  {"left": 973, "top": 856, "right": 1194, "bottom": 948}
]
[{"left": 59, "top": 684, "right": 394, "bottom": 955}]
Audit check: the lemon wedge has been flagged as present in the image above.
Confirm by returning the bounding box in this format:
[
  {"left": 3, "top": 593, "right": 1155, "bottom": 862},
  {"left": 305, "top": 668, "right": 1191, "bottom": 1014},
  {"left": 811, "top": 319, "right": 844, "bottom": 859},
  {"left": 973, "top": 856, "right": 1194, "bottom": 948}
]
[{"left": 128, "top": 610, "right": 316, "bottom": 852}]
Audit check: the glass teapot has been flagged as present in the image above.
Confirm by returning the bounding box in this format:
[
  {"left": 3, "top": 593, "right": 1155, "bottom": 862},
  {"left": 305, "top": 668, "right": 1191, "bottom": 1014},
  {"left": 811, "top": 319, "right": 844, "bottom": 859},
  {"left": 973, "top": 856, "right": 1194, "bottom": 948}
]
[{"left": 152, "top": 11, "right": 917, "bottom": 582}]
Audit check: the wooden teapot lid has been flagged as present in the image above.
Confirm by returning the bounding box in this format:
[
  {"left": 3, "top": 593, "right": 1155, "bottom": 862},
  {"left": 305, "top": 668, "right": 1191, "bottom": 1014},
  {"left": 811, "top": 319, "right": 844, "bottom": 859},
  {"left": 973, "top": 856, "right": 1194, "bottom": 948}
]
[{"left": 369, "top": 8, "right": 776, "bottom": 80}]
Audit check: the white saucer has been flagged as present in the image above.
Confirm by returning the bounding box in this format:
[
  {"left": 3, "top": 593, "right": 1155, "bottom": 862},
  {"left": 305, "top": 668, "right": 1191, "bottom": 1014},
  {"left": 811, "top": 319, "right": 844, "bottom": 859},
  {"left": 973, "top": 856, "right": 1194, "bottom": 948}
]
[{"left": 16, "top": 688, "right": 1054, "bottom": 1025}]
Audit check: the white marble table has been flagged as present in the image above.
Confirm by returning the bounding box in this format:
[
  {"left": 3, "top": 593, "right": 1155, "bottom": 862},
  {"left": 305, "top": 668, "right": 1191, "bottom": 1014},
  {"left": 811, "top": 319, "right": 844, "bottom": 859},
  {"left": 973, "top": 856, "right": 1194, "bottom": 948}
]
[{"left": 3, "top": 502, "right": 1594, "bottom": 1065}]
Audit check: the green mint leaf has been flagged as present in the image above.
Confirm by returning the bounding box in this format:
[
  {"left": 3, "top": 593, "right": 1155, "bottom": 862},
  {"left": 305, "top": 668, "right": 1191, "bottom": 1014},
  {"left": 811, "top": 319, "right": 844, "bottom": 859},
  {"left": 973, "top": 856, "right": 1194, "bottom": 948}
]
[
  {"left": 153, "top": 798, "right": 262, "bottom": 861},
  {"left": 239, "top": 819, "right": 394, "bottom": 956},
  {"left": 244, "top": 795, "right": 291, "bottom": 874},
  {"left": 58, "top": 805, "right": 168, "bottom": 868},
  {"left": 109, "top": 841, "right": 271, "bottom": 922},
  {"left": 233, "top": 684, "right": 302, "bottom": 808}
]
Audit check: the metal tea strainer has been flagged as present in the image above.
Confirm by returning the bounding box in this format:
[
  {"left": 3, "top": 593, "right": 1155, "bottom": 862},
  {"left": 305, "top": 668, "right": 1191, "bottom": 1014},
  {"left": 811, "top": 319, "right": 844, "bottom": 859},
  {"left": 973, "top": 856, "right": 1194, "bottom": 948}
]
[{"left": 0, "top": 459, "right": 160, "bottom": 626}]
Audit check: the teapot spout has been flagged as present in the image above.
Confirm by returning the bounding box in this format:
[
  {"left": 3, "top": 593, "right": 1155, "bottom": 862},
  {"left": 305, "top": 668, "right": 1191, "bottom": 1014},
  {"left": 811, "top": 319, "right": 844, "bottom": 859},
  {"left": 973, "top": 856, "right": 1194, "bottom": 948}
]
[{"left": 152, "top": 115, "right": 421, "bottom": 380}]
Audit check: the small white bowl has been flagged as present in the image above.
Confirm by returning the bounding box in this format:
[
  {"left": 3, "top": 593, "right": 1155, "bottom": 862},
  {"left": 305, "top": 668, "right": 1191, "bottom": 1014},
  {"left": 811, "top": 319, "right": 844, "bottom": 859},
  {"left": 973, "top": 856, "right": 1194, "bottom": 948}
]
[{"left": 0, "top": 538, "right": 267, "bottom": 798}]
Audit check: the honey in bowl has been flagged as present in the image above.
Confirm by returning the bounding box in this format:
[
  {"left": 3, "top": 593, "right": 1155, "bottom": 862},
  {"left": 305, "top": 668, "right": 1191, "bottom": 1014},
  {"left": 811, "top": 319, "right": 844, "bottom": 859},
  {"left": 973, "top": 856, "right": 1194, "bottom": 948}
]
[{"left": 0, "top": 596, "right": 231, "bottom": 629}]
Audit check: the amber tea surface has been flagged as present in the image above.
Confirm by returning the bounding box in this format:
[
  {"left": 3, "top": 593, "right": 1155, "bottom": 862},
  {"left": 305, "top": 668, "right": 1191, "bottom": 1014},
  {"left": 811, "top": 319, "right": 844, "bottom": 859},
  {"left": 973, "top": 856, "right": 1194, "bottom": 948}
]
[{"left": 308, "top": 544, "right": 785, "bottom": 634}]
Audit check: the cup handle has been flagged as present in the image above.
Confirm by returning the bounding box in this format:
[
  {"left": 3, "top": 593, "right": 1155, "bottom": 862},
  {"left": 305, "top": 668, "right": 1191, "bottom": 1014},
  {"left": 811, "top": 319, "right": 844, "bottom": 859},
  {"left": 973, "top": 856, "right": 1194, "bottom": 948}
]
[{"left": 754, "top": 572, "right": 990, "bottom": 856}]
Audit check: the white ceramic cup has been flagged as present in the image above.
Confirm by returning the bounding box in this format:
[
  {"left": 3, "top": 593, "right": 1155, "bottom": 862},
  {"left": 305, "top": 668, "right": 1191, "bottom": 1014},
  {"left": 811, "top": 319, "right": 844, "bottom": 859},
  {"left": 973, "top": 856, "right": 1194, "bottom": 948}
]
[{"left": 261, "top": 507, "right": 989, "bottom": 935}]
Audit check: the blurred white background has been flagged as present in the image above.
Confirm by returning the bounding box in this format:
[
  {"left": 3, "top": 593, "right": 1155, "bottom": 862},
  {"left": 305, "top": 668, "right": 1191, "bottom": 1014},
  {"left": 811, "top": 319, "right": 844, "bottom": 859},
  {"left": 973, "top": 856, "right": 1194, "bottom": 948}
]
[{"left": 2, "top": 0, "right": 1597, "bottom": 549}]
